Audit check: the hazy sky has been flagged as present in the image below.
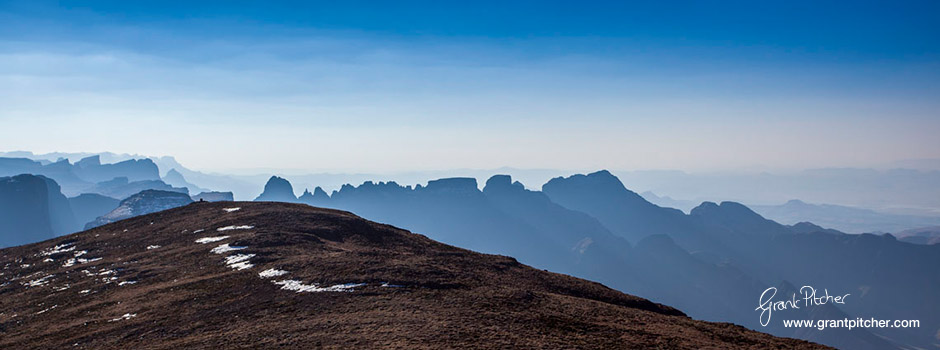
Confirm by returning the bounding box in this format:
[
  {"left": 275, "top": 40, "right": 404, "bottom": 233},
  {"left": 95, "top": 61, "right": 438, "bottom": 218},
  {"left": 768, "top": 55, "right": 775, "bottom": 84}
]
[{"left": 1, "top": 1, "right": 939, "bottom": 173}]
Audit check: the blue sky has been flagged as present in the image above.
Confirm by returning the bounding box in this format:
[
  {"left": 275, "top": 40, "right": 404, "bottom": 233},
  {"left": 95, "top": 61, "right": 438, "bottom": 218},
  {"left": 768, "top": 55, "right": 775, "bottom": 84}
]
[{"left": 1, "top": 1, "right": 938, "bottom": 173}]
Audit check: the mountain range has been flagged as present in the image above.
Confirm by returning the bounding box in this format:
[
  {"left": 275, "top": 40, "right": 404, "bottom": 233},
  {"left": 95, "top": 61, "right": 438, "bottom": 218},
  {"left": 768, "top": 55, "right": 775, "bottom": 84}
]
[
  {"left": 247, "top": 170, "right": 938, "bottom": 350},
  {"left": 0, "top": 202, "right": 826, "bottom": 349},
  {"left": 3, "top": 155, "right": 939, "bottom": 349}
]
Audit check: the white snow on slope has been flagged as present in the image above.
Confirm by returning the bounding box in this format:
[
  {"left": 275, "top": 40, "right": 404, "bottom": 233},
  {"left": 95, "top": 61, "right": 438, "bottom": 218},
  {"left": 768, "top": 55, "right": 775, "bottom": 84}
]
[
  {"left": 40, "top": 243, "right": 75, "bottom": 256},
  {"left": 258, "top": 269, "right": 288, "bottom": 278},
  {"left": 25, "top": 275, "right": 54, "bottom": 287},
  {"left": 210, "top": 244, "right": 246, "bottom": 254},
  {"left": 273, "top": 280, "right": 366, "bottom": 293},
  {"left": 109, "top": 313, "right": 136, "bottom": 322},
  {"left": 224, "top": 254, "right": 255, "bottom": 270},
  {"left": 223, "top": 207, "right": 241, "bottom": 213},
  {"left": 195, "top": 236, "right": 229, "bottom": 244},
  {"left": 217, "top": 225, "right": 254, "bottom": 231}
]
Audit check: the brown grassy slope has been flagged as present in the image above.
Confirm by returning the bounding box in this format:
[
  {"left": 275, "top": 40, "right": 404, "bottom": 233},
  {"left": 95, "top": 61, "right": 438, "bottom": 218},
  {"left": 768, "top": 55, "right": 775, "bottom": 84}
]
[{"left": 0, "top": 201, "right": 828, "bottom": 349}]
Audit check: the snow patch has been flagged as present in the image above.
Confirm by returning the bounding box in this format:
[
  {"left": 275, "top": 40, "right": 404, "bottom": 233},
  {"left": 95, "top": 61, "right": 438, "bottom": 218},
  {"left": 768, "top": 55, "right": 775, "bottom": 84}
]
[
  {"left": 146, "top": 245, "right": 161, "bottom": 250},
  {"left": 381, "top": 282, "right": 404, "bottom": 288},
  {"left": 217, "top": 225, "right": 253, "bottom": 231},
  {"left": 36, "top": 305, "right": 57, "bottom": 314},
  {"left": 109, "top": 313, "right": 136, "bottom": 322},
  {"left": 224, "top": 254, "right": 255, "bottom": 270},
  {"left": 223, "top": 207, "right": 241, "bottom": 213},
  {"left": 25, "top": 275, "right": 53, "bottom": 287},
  {"left": 259, "top": 269, "right": 288, "bottom": 278},
  {"left": 210, "top": 243, "right": 246, "bottom": 254},
  {"left": 195, "top": 236, "right": 229, "bottom": 244},
  {"left": 40, "top": 243, "right": 75, "bottom": 256},
  {"left": 193, "top": 229, "right": 205, "bottom": 234},
  {"left": 228, "top": 261, "right": 253, "bottom": 270},
  {"left": 273, "top": 280, "right": 366, "bottom": 293},
  {"left": 118, "top": 281, "right": 137, "bottom": 286}
]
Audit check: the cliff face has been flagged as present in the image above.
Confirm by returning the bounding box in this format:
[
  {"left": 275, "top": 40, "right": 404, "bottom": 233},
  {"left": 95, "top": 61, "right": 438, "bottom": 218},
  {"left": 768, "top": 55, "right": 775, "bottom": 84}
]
[
  {"left": 0, "top": 174, "right": 79, "bottom": 247},
  {"left": 85, "top": 190, "right": 194, "bottom": 229}
]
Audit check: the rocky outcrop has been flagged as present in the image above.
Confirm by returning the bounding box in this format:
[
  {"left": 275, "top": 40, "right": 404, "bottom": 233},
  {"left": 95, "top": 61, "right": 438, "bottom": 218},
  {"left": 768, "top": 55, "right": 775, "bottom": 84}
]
[
  {"left": 85, "top": 190, "right": 193, "bottom": 229},
  {"left": 253, "top": 176, "right": 298, "bottom": 203},
  {"left": 298, "top": 186, "right": 330, "bottom": 206}
]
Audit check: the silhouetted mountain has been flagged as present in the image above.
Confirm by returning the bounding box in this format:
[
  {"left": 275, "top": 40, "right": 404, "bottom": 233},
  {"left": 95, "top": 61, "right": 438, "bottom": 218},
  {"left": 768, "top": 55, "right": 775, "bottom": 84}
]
[
  {"left": 541, "top": 171, "right": 939, "bottom": 349},
  {"left": 68, "top": 193, "right": 120, "bottom": 229},
  {"left": 542, "top": 170, "right": 694, "bottom": 243},
  {"left": 1, "top": 175, "right": 58, "bottom": 247},
  {"left": 788, "top": 221, "right": 843, "bottom": 235},
  {"left": 275, "top": 175, "right": 776, "bottom": 342},
  {"left": 86, "top": 177, "right": 188, "bottom": 200},
  {"left": 314, "top": 176, "right": 642, "bottom": 278},
  {"left": 0, "top": 155, "right": 169, "bottom": 197},
  {"left": 0, "top": 174, "right": 80, "bottom": 247},
  {"left": 0, "top": 158, "right": 90, "bottom": 195},
  {"left": 192, "top": 191, "right": 234, "bottom": 202},
  {"left": 750, "top": 199, "right": 940, "bottom": 233},
  {"left": 162, "top": 168, "right": 209, "bottom": 194},
  {"left": 0, "top": 202, "right": 825, "bottom": 349},
  {"left": 72, "top": 155, "right": 160, "bottom": 183},
  {"left": 690, "top": 201, "right": 792, "bottom": 236},
  {"left": 640, "top": 191, "right": 699, "bottom": 213},
  {"left": 298, "top": 186, "right": 330, "bottom": 206},
  {"left": 253, "top": 176, "right": 299, "bottom": 202},
  {"left": 85, "top": 190, "right": 193, "bottom": 229},
  {"left": 893, "top": 226, "right": 940, "bottom": 245},
  {"left": 616, "top": 168, "right": 940, "bottom": 217}
]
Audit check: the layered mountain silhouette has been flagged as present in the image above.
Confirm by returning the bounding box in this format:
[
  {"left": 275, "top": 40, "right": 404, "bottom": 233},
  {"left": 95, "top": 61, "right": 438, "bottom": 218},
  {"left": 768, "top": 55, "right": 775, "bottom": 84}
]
[
  {"left": 893, "top": 226, "right": 940, "bottom": 245},
  {"left": 87, "top": 176, "right": 188, "bottom": 200},
  {"left": 243, "top": 171, "right": 934, "bottom": 350},
  {"left": 541, "top": 171, "right": 937, "bottom": 349},
  {"left": 751, "top": 199, "right": 940, "bottom": 234},
  {"left": 0, "top": 202, "right": 825, "bottom": 349},
  {"left": 67, "top": 194, "right": 120, "bottom": 230},
  {"left": 71, "top": 155, "right": 159, "bottom": 183},
  {"left": 4, "top": 165, "right": 938, "bottom": 349},
  {"left": 0, "top": 156, "right": 189, "bottom": 199}
]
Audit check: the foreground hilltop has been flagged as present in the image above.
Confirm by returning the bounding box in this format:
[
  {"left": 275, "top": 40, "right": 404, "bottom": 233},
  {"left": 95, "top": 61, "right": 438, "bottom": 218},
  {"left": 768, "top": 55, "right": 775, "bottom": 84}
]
[{"left": 0, "top": 202, "right": 825, "bottom": 349}]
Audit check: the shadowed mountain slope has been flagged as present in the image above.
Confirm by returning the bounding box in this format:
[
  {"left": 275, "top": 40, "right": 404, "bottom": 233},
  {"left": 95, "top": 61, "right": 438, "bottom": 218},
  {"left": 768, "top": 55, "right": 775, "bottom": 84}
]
[
  {"left": 0, "top": 202, "right": 826, "bottom": 349},
  {"left": 68, "top": 194, "right": 120, "bottom": 230},
  {"left": 0, "top": 174, "right": 79, "bottom": 247}
]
